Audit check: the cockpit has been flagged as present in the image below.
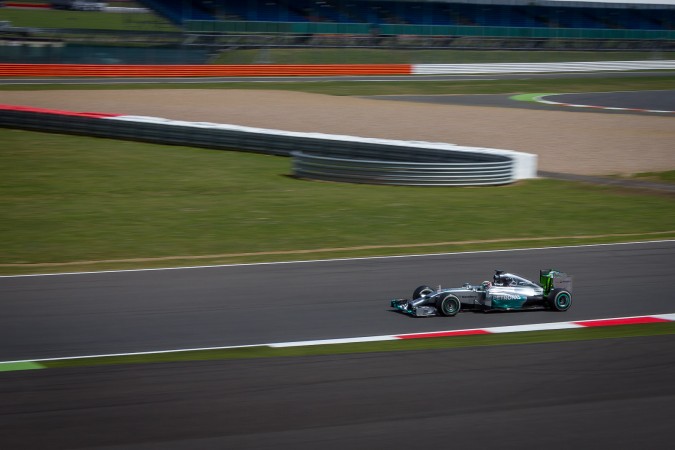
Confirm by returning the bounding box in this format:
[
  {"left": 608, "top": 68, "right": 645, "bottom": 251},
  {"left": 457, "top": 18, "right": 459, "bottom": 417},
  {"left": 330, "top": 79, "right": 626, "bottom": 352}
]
[{"left": 493, "top": 272, "right": 538, "bottom": 289}]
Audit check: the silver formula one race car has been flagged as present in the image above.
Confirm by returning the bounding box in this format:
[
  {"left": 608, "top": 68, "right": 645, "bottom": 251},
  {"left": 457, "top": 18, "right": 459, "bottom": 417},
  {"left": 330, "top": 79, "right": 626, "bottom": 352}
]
[{"left": 391, "top": 270, "right": 572, "bottom": 317}]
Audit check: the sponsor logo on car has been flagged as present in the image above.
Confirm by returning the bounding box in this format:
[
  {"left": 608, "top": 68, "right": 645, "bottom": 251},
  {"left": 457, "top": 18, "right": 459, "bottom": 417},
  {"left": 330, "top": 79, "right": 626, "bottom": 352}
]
[{"left": 491, "top": 293, "right": 526, "bottom": 301}]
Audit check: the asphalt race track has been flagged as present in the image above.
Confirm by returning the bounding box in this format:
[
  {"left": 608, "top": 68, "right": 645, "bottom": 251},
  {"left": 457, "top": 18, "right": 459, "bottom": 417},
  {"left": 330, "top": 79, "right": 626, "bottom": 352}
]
[
  {"left": 2, "top": 242, "right": 675, "bottom": 449},
  {"left": 3, "top": 68, "right": 674, "bottom": 449},
  {"left": 2, "top": 335, "right": 674, "bottom": 449},
  {"left": 367, "top": 89, "right": 675, "bottom": 115},
  {"left": 545, "top": 90, "right": 675, "bottom": 111},
  {"left": 2, "top": 240, "right": 674, "bottom": 361}
]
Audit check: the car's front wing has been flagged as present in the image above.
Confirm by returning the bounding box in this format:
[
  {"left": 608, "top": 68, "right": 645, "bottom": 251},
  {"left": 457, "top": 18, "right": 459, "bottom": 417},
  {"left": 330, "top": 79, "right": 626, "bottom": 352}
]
[{"left": 390, "top": 299, "right": 438, "bottom": 317}]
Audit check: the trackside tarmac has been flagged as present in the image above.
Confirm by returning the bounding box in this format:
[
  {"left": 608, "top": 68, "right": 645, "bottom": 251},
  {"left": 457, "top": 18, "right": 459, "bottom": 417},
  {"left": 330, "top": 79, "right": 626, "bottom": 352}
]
[
  {"left": 1, "top": 335, "right": 673, "bottom": 449},
  {"left": 1, "top": 241, "right": 674, "bottom": 361},
  {"left": 366, "top": 89, "right": 675, "bottom": 115},
  {"left": 539, "top": 90, "right": 675, "bottom": 112}
]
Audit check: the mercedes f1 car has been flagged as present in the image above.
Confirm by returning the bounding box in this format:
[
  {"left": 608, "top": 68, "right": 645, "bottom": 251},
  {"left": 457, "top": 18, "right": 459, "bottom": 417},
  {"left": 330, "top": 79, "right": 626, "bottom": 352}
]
[{"left": 391, "top": 270, "right": 572, "bottom": 317}]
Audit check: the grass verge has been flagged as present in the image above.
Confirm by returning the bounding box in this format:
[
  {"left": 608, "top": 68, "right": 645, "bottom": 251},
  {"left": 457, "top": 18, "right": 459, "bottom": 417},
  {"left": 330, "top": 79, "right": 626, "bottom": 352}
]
[
  {"left": 1, "top": 76, "right": 674, "bottom": 96},
  {"left": 619, "top": 170, "right": 675, "bottom": 184},
  {"left": 210, "top": 48, "right": 675, "bottom": 65},
  {"left": 0, "top": 8, "right": 177, "bottom": 32},
  {"left": 10, "top": 322, "right": 673, "bottom": 370},
  {"left": 1, "top": 128, "right": 674, "bottom": 275}
]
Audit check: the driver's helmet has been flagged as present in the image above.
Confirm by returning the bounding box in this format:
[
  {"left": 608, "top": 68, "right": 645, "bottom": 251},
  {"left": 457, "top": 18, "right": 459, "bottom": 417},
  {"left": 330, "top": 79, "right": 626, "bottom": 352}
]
[
  {"left": 481, "top": 281, "right": 492, "bottom": 290},
  {"left": 494, "top": 271, "right": 514, "bottom": 286}
]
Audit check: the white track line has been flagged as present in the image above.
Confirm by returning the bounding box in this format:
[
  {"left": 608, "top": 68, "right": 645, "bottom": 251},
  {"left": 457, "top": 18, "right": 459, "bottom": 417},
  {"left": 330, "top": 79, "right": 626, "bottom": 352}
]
[
  {"left": 1, "top": 313, "right": 673, "bottom": 366},
  {"left": 1, "top": 239, "right": 674, "bottom": 278},
  {"left": 535, "top": 93, "right": 675, "bottom": 114}
]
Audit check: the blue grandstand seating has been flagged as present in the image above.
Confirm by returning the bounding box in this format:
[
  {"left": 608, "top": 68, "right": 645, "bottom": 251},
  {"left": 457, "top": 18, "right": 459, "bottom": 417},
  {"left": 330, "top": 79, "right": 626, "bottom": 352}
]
[
  {"left": 153, "top": 0, "right": 675, "bottom": 31},
  {"left": 138, "top": 0, "right": 216, "bottom": 24}
]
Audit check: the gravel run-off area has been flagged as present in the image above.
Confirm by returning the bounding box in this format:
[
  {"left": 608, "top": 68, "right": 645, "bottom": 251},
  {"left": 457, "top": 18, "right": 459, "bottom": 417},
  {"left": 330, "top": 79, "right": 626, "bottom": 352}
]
[{"left": 2, "top": 89, "right": 674, "bottom": 175}]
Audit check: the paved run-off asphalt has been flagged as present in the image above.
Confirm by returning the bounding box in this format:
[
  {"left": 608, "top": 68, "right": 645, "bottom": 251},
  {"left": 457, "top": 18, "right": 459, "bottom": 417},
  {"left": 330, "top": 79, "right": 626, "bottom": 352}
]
[
  {"left": 365, "top": 89, "right": 675, "bottom": 113},
  {"left": 1, "top": 334, "right": 673, "bottom": 449},
  {"left": 1, "top": 89, "right": 674, "bottom": 175}
]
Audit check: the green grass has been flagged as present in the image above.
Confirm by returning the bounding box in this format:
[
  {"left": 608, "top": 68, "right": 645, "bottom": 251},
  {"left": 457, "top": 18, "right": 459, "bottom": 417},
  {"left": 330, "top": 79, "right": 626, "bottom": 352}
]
[
  {"left": 2, "top": 76, "right": 675, "bottom": 97},
  {"left": 625, "top": 170, "right": 675, "bottom": 184},
  {"left": 1, "top": 75, "right": 674, "bottom": 275},
  {"left": 0, "top": 7, "right": 178, "bottom": 32},
  {"left": 211, "top": 48, "right": 675, "bottom": 65},
  {"left": 9, "top": 322, "right": 672, "bottom": 370},
  {"left": 1, "top": 128, "right": 674, "bottom": 275}
]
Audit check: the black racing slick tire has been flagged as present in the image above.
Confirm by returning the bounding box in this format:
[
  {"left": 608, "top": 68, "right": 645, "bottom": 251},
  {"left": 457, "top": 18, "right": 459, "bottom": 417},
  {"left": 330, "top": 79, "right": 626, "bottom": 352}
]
[
  {"left": 436, "top": 294, "right": 461, "bottom": 317},
  {"left": 549, "top": 288, "right": 572, "bottom": 312},
  {"left": 413, "top": 285, "right": 434, "bottom": 300}
]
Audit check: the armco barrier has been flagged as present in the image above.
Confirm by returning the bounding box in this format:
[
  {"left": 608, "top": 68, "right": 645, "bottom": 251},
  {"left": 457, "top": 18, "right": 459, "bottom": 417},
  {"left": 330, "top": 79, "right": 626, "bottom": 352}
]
[
  {"left": 292, "top": 152, "right": 513, "bottom": 186},
  {"left": 1, "top": 60, "right": 674, "bottom": 77},
  {"left": 413, "top": 60, "right": 675, "bottom": 75},
  {"left": 0, "top": 106, "right": 537, "bottom": 186}
]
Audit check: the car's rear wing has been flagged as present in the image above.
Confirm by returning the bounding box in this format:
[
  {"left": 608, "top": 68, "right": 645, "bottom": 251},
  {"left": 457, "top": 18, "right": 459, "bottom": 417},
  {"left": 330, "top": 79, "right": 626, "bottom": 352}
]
[{"left": 539, "top": 270, "right": 573, "bottom": 295}]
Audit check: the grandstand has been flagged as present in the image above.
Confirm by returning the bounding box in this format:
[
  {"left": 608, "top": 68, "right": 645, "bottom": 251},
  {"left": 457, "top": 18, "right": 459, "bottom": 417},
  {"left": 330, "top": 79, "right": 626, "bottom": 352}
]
[
  {"left": 143, "top": 0, "right": 675, "bottom": 31},
  {"left": 2, "top": 1, "right": 673, "bottom": 62},
  {"left": 154, "top": 0, "right": 674, "bottom": 53}
]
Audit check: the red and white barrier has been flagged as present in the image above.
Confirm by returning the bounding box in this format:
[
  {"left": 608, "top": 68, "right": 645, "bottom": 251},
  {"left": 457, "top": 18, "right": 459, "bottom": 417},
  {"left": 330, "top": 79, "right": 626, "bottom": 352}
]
[{"left": 1, "top": 61, "right": 674, "bottom": 77}]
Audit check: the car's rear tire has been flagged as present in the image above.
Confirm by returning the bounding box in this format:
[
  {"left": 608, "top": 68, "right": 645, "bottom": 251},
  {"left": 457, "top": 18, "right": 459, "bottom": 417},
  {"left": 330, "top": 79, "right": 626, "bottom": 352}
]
[
  {"left": 548, "top": 288, "right": 572, "bottom": 311},
  {"left": 436, "top": 294, "right": 461, "bottom": 317},
  {"left": 413, "top": 285, "right": 434, "bottom": 300}
]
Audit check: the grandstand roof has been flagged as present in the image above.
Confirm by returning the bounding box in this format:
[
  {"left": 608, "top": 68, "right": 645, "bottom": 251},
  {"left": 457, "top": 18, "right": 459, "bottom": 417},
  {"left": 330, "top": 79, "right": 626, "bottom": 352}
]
[
  {"left": 537, "top": 0, "right": 675, "bottom": 5},
  {"left": 383, "top": 0, "right": 675, "bottom": 9}
]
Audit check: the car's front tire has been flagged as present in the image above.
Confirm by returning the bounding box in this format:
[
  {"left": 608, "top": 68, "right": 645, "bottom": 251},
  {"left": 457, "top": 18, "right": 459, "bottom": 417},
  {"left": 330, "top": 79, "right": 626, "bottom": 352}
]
[
  {"left": 413, "top": 285, "right": 434, "bottom": 300},
  {"left": 548, "top": 288, "right": 572, "bottom": 311},
  {"left": 436, "top": 294, "right": 461, "bottom": 316}
]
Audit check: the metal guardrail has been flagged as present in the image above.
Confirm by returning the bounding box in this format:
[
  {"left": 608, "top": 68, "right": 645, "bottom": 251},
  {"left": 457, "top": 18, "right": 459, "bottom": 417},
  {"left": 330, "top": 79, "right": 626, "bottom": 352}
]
[
  {"left": 183, "top": 33, "right": 675, "bottom": 52},
  {"left": 185, "top": 20, "right": 675, "bottom": 41},
  {"left": 0, "top": 108, "right": 527, "bottom": 186},
  {"left": 413, "top": 60, "right": 675, "bottom": 75},
  {"left": 292, "top": 152, "right": 513, "bottom": 186}
]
